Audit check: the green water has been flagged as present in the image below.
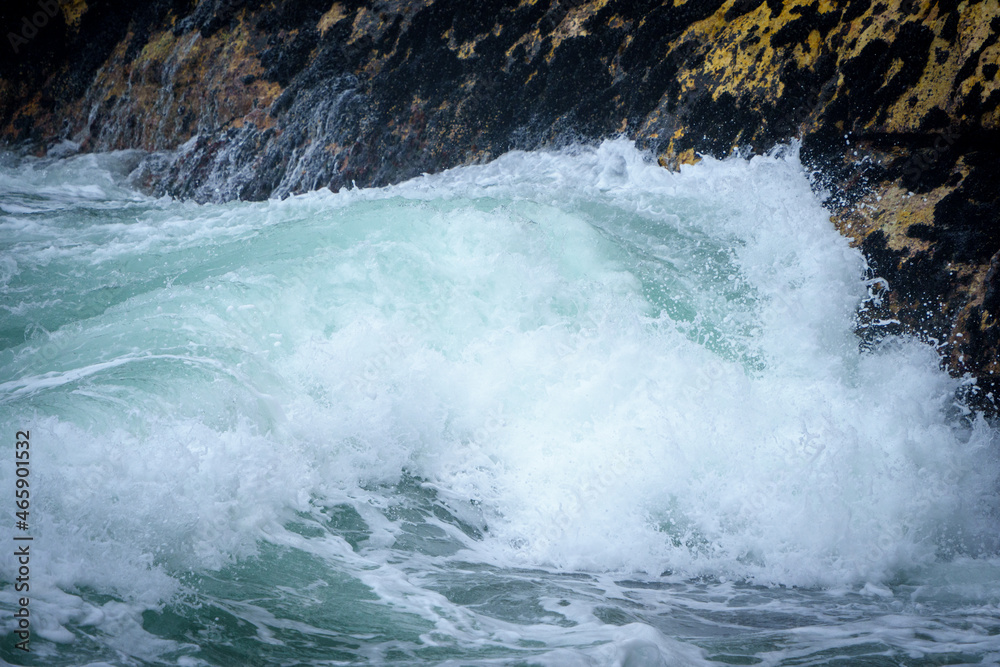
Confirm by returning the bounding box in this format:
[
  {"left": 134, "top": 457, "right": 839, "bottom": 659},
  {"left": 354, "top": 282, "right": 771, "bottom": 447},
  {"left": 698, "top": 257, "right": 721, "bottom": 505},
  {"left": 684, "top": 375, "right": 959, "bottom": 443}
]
[{"left": 1, "top": 143, "right": 998, "bottom": 665}]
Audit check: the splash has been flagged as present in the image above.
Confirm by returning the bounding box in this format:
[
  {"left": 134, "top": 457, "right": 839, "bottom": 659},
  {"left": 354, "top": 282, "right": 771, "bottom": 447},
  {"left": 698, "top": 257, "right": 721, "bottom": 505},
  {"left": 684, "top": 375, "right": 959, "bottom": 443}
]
[{"left": 1, "top": 141, "right": 998, "bottom": 665}]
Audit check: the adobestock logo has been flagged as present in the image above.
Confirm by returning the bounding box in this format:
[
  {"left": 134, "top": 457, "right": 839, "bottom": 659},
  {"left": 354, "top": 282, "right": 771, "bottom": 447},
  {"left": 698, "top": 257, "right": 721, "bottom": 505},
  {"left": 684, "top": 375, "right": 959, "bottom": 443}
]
[{"left": 6, "top": 0, "right": 61, "bottom": 55}]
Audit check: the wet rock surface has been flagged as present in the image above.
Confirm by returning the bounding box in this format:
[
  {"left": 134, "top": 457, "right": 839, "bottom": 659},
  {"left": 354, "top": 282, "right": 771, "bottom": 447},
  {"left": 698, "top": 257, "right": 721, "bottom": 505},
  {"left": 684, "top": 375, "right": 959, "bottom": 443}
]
[{"left": 2, "top": 0, "right": 999, "bottom": 414}]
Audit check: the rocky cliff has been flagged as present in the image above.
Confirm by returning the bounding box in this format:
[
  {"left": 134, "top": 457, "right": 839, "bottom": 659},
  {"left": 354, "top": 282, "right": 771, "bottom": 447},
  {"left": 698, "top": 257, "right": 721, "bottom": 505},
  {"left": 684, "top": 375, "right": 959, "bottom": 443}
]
[{"left": 2, "top": 0, "right": 999, "bottom": 414}]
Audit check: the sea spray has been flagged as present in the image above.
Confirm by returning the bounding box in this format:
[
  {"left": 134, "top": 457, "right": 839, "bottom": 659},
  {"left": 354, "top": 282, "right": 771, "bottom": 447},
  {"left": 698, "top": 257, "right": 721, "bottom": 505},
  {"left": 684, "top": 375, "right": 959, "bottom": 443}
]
[{"left": 1, "top": 141, "right": 998, "bottom": 665}]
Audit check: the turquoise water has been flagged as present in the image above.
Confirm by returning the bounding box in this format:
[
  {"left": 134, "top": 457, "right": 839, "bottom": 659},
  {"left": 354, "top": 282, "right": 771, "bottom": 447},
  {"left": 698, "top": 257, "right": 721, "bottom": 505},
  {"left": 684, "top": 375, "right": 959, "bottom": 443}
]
[{"left": 1, "top": 141, "right": 999, "bottom": 665}]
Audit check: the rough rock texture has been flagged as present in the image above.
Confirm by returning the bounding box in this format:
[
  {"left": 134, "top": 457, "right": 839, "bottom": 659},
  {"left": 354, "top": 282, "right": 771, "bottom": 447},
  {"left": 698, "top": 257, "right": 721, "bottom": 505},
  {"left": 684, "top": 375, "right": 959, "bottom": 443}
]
[{"left": 2, "top": 0, "right": 999, "bottom": 413}]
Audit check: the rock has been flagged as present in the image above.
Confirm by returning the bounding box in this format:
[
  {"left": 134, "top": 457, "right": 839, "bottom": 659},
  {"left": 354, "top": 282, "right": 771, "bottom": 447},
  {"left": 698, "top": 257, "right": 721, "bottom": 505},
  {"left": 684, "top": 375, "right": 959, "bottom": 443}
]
[{"left": 1, "top": 0, "right": 998, "bottom": 415}]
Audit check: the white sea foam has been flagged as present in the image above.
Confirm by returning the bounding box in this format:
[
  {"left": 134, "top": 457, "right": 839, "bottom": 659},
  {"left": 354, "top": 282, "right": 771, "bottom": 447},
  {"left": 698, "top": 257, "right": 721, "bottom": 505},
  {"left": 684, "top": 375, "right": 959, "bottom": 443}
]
[{"left": 1, "top": 140, "right": 997, "bottom": 663}]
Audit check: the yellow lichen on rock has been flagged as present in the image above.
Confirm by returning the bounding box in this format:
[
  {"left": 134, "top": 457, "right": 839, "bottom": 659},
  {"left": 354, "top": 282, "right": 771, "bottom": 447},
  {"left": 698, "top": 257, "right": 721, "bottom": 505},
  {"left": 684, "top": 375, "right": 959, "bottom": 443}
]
[
  {"left": 835, "top": 181, "right": 950, "bottom": 255},
  {"left": 318, "top": 3, "right": 347, "bottom": 36},
  {"left": 505, "top": 27, "right": 544, "bottom": 66},
  {"left": 61, "top": 0, "right": 87, "bottom": 29},
  {"left": 875, "top": 1, "right": 1000, "bottom": 133},
  {"left": 792, "top": 29, "right": 822, "bottom": 70},
  {"left": 702, "top": 4, "right": 780, "bottom": 102},
  {"left": 457, "top": 40, "right": 477, "bottom": 59},
  {"left": 545, "top": 0, "right": 609, "bottom": 60},
  {"left": 76, "top": 14, "right": 283, "bottom": 151}
]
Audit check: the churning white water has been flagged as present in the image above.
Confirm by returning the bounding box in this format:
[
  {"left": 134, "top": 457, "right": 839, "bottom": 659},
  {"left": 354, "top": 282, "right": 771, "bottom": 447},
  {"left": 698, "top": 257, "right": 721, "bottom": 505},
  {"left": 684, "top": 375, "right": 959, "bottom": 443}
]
[{"left": 0, "top": 140, "right": 998, "bottom": 665}]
